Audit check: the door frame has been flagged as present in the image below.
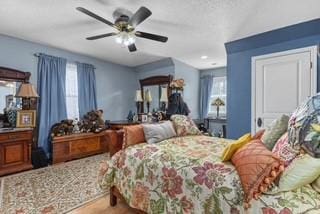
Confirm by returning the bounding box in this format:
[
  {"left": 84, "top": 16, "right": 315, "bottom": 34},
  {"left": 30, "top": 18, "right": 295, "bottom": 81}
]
[{"left": 251, "top": 45, "right": 318, "bottom": 134}]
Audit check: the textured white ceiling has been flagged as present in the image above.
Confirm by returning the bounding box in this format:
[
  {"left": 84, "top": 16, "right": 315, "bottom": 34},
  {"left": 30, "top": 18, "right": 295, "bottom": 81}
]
[{"left": 0, "top": 0, "right": 319, "bottom": 69}]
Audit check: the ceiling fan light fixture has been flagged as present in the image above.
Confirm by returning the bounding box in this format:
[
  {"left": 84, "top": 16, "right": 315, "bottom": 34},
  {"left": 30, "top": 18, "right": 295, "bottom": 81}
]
[
  {"left": 128, "top": 33, "right": 136, "bottom": 44},
  {"left": 115, "top": 35, "right": 123, "bottom": 44},
  {"left": 115, "top": 31, "right": 125, "bottom": 44},
  {"left": 115, "top": 31, "right": 136, "bottom": 46},
  {"left": 77, "top": 6, "right": 167, "bottom": 52}
]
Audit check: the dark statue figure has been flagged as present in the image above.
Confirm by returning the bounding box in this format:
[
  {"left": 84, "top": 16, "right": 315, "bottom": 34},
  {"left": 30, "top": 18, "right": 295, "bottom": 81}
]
[{"left": 166, "top": 93, "right": 190, "bottom": 119}]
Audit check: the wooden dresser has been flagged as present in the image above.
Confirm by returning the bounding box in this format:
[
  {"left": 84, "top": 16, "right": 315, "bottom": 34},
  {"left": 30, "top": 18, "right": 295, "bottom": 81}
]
[
  {"left": 108, "top": 120, "right": 140, "bottom": 130},
  {"left": 52, "top": 131, "right": 108, "bottom": 164},
  {"left": 0, "top": 129, "right": 33, "bottom": 176}
]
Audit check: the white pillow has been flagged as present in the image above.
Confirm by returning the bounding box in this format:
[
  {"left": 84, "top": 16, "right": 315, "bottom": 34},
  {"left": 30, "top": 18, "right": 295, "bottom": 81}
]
[
  {"left": 267, "top": 154, "right": 320, "bottom": 194},
  {"left": 142, "top": 121, "right": 176, "bottom": 144}
]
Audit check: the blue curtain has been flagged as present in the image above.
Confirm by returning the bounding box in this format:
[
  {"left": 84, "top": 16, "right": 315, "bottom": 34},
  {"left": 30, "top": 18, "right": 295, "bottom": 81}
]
[
  {"left": 199, "top": 75, "right": 213, "bottom": 120},
  {"left": 37, "top": 54, "right": 67, "bottom": 157},
  {"left": 77, "top": 63, "right": 97, "bottom": 118}
]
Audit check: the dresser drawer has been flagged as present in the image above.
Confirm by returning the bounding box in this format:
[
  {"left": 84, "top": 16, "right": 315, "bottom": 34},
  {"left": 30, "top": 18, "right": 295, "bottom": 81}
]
[
  {"left": 0, "top": 130, "right": 33, "bottom": 176},
  {"left": 52, "top": 132, "right": 107, "bottom": 164},
  {"left": 70, "top": 137, "right": 100, "bottom": 156},
  {"left": 0, "top": 132, "right": 32, "bottom": 142}
]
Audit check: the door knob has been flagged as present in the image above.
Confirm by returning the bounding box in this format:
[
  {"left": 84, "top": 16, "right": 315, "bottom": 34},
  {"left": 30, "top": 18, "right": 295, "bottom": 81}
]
[{"left": 257, "top": 118, "right": 262, "bottom": 127}]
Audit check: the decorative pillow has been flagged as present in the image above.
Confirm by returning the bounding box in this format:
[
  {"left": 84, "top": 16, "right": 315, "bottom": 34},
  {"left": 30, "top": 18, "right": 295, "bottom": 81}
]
[
  {"left": 142, "top": 121, "right": 177, "bottom": 144},
  {"left": 268, "top": 153, "right": 320, "bottom": 194},
  {"left": 231, "top": 140, "right": 284, "bottom": 206},
  {"left": 170, "top": 115, "right": 202, "bottom": 136},
  {"left": 122, "top": 125, "right": 146, "bottom": 149},
  {"left": 221, "top": 133, "right": 252, "bottom": 161},
  {"left": 311, "top": 177, "right": 320, "bottom": 193},
  {"left": 272, "top": 132, "right": 299, "bottom": 167},
  {"left": 252, "top": 129, "right": 265, "bottom": 140},
  {"left": 301, "top": 124, "right": 320, "bottom": 158},
  {"left": 288, "top": 93, "right": 320, "bottom": 150},
  {"left": 261, "top": 114, "right": 289, "bottom": 150}
]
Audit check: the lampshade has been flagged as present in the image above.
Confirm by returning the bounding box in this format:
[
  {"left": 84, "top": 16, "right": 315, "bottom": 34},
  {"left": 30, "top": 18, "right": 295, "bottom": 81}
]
[
  {"left": 15, "top": 83, "right": 39, "bottom": 98},
  {"left": 211, "top": 97, "right": 225, "bottom": 106},
  {"left": 135, "top": 90, "right": 143, "bottom": 102},
  {"left": 145, "top": 89, "right": 152, "bottom": 102},
  {"left": 160, "top": 87, "right": 168, "bottom": 102}
]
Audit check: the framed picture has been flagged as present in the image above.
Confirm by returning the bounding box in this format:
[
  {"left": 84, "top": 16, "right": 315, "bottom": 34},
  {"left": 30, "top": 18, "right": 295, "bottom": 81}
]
[
  {"left": 141, "top": 114, "right": 148, "bottom": 123},
  {"left": 138, "top": 113, "right": 148, "bottom": 123},
  {"left": 5, "top": 95, "right": 13, "bottom": 108},
  {"left": 16, "top": 110, "right": 36, "bottom": 128}
]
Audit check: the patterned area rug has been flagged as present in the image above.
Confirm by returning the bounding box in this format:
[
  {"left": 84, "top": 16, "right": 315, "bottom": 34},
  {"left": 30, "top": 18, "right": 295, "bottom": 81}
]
[{"left": 0, "top": 154, "right": 109, "bottom": 214}]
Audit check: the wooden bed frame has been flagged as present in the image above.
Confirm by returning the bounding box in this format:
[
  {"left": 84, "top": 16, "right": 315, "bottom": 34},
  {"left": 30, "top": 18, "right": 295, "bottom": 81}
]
[{"left": 106, "top": 130, "right": 146, "bottom": 213}]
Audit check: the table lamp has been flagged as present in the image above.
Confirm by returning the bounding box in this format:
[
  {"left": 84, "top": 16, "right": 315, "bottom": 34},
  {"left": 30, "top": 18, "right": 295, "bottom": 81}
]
[
  {"left": 211, "top": 97, "right": 225, "bottom": 118},
  {"left": 145, "top": 89, "right": 152, "bottom": 113},
  {"left": 160, "top": 87, "right": 168, "bottom": 111},
  {"left": 135, "top": 90, "right": 143, "bottom": 114},
  {"left": 15, "top": 83, "right": 39, "bottom": 110}
]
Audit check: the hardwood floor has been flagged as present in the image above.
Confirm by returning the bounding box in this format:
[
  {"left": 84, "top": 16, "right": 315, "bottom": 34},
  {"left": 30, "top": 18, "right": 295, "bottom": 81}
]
[{"left": 68, "top": 196, "right": 138, "bottom": 214}]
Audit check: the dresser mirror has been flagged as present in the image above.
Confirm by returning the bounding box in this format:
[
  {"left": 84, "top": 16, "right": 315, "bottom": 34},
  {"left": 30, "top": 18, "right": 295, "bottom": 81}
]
[
  {"left": 0, "top": 81, "right": 21, "bottom": 113},
  {"left": 0, "top": 67, "right": 31, "bottom": 128},
  {"left": 139, "top": 75, "right": 173, "bottom": 113}
]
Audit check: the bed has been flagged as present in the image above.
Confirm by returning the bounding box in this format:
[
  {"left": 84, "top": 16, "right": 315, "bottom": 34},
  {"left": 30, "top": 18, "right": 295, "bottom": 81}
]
[{"left": 100, "top": 130, "right": 320, "bottom": 214}]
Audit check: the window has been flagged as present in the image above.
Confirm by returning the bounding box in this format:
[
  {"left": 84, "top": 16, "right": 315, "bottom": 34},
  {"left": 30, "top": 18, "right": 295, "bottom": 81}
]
[
  {"left": 65, "top": 62, "right": 79, "bottom": 119},
  {"left": 208, "top": 76, "right": 227, "bottom": 116}
]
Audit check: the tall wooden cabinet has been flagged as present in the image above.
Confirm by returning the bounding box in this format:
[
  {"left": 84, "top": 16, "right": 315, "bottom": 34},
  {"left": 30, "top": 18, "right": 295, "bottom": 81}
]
[{"left": 0, "top": 129, "right": 33, "bottom": 176}]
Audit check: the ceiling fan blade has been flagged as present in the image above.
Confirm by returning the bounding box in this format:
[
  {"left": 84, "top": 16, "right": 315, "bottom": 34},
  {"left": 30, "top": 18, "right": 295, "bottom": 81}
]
[
  {"left": 129, "top": 6, "right": 152, "bottom": 27},
  {"left": 76, "top": 7, "right": 116, "bottom": 29},
  {"left": 135, "top": 31, "right": 168, "bottom": 43},
  {"left": 86, "top": 33, "right": 117, "bottom": 40},
  {"left": 128, "top": 43, "right": 137, "bottom": 52}
]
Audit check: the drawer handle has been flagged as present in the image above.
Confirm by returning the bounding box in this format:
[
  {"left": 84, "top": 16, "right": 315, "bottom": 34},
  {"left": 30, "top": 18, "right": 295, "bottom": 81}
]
[{"left": 9, "top": 135, "right": 19, "bottom": 139}]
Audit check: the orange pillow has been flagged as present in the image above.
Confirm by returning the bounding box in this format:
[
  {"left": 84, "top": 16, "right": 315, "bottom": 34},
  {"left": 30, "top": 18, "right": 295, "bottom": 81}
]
[
  {"left": 123, "top": 125, "right": 146, "bottom": 149},
  {"left": 252, "top": 129, "right": 265, "bottom": 140},
  {"left": 231, "top": 140, "right": 284, "bottom": 208}
]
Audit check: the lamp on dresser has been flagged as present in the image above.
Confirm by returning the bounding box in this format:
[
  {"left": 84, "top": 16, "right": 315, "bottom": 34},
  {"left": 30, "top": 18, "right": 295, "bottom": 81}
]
[
  {"left": 145, "top": 89, "right": 152, "bottom": 113},
  {"left": 160, "top": 87, "right": 168, "bottom": 111},
  {"left": 15, "top": 82, "right": 39, "bottom": 110},
  {"left": 135, "top": 90, "right": 143, "bottom": 114}
]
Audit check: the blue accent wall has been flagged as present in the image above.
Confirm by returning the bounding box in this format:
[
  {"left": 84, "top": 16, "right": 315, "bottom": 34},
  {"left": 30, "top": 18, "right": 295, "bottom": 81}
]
[
  {"left": 225, "top": 19, "right": 320, "bottom": 139},
  {"left": 0, "top": 34, "right": 137, "bottom": 120}
]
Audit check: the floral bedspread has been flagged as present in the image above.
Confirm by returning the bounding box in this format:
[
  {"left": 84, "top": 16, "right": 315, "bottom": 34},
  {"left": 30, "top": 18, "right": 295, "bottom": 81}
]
[{"left": 99, "top": 135, "right": 320, "bottom": 214}]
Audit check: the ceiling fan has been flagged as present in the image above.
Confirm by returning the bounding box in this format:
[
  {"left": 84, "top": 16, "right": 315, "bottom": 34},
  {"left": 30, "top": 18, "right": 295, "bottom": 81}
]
[{"left": 76, "top": 6, "right": 168, "bottom": 52}]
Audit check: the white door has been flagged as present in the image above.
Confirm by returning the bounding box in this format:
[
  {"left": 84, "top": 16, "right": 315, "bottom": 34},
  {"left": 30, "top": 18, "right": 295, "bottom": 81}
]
[{"left": 252, "top": 46, "right": 317, "bottom": 133}]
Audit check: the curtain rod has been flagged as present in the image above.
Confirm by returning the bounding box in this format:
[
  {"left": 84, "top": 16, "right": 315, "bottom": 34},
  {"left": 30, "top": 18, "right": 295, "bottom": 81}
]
[{"left": 34, "top": 53, "right": 96, "bottom": 69}]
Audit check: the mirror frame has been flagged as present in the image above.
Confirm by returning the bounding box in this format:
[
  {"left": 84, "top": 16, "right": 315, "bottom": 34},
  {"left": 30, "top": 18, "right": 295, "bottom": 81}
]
[
  {"left": 139, "top": 75, "right": 173, "bottom": 113},
  {"left": 0, "top": 67, "right": 32, "bottom": 112},
  {"left": 0, "top": 67, "right": 31, "bottom": 83}
]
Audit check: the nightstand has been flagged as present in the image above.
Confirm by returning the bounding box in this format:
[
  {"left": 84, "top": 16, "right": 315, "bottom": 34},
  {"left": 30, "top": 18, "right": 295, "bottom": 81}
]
[{"left": 205, "top": 118, "right": 227, "bottom": 138}]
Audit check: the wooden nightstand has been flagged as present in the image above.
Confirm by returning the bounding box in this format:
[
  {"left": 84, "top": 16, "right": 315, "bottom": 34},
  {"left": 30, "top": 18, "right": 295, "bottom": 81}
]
[
  {"left": 205, "top": 118, "right": 227, "bottom": 138},
  {"left": 0, "top": 128, "right": 33, "bottom": 176}
]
